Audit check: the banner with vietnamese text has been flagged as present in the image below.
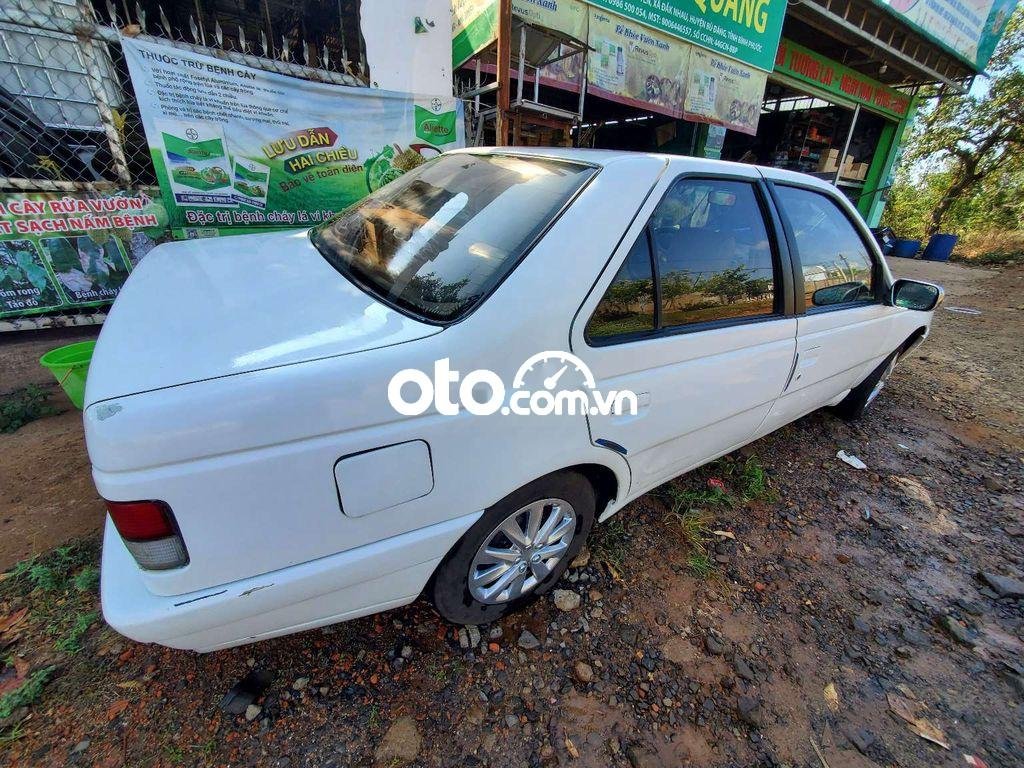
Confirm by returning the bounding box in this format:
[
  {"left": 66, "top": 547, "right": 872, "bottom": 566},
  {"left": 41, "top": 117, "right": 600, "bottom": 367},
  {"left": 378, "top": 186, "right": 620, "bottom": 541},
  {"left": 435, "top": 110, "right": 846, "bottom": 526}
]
[
  {"left": 873, "top": 0, "right": 1015, "bottom": 71},
  {"left": 121, "top": 36, "right": 464, "bottom": 238},
  {"left": 0, "top": 191, "right": 168, "bottom": 318},
  {"left": 683, "top": 47, "right": 767, "bottom": 135},
  {"left": 587, "top": 7, "right": 691, "bottom": 117}
]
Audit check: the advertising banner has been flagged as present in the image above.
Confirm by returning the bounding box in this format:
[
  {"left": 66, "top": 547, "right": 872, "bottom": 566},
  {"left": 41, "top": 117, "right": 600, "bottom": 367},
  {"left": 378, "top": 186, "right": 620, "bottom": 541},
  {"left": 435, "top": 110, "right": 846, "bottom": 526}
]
[
  {"left": 873, "top": 0, "right": 1015, "bottom": 71},
  {"left": 452, "top": 0, "right": 499, "bottom": 66},
  {"left": 121, "top": 36, "right": 464, "bottom": 237},
  {"left": 587, "top": 8, "right": 691, "bottom": 117},
  {"left": 0, "top": 191, "right": 167, "bottom": 318},
  {"left": 585, "top": 0, "right": 786, "bottom": 72},
  {"left": 683, "top": 46, "right": 767, "bottom": 135},
  {"left": 452, "top": 0, "right": 590, "bottom": 67},
  {"left": 773, "top": 39, "right": 911, "bottom": 120},
  {"left": 515, "top": 0, "right": 589, "bottom": 41}
]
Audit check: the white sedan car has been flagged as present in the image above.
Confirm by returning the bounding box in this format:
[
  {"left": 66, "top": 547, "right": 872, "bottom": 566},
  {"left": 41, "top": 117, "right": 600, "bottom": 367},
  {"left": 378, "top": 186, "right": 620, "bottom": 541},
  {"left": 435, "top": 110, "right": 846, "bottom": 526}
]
[{"left": 86, "top": 148, "right": 941, "bottom": 651}]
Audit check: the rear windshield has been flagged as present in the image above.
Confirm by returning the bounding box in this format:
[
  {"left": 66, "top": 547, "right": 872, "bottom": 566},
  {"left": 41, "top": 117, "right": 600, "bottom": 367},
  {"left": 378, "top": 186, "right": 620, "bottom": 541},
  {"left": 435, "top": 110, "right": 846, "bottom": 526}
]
[{"left": 309, "top": 153, "right": 596, "bottom": 322}]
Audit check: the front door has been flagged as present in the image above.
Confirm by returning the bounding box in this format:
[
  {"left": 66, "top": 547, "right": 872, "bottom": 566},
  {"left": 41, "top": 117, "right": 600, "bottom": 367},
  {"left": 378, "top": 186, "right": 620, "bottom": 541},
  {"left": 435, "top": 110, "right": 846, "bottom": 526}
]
[
  {"left": 760, "top": 182, "right": 900, "bottom": 432},
  {"left": 573, "top": 173, "right": 797, "bottom": 496}
]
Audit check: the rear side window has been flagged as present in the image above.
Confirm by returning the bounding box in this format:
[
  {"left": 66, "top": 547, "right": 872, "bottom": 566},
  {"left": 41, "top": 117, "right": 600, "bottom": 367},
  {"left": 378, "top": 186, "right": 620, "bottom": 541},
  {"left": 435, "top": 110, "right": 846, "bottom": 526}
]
[
  {"left": 774, "top": 185, "right": 875, "bottom": 308},
  {"left": 587, "top": 177, "right": 779, "bottom": 343},
  {"left": 652, "top": 179, "right": 776, "bottom": 328},
  {"left": 586, "top": 234, "right": 656, "bottom": 339}
]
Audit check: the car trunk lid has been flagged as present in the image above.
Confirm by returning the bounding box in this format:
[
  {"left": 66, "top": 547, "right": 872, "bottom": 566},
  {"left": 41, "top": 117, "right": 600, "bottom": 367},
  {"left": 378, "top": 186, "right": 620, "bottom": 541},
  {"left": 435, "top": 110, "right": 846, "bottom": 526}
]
[{"left": 85, "top": 229, "right": 440, "bottom": 405}]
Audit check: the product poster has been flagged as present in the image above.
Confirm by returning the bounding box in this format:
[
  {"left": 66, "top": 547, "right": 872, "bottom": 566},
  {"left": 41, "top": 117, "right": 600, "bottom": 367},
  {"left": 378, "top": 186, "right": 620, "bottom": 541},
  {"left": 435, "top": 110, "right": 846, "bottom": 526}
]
[
  {"left": 587, "top": 8, "right": 691, "bottom": 117},
  {"left": 586, "top": 0, "right": 787, "bottom": 72},
  {"left": 513, "top": 0, "right": 589, "bottom": 42},
  {"left": 0, "top": 191, "right": 168, "bottom": 318},
  {"left": 683, "top": 47, "right": 767, "bottom": 135},
  {"left": 121, "top": 36, "right": 464, "bottom": 237}
]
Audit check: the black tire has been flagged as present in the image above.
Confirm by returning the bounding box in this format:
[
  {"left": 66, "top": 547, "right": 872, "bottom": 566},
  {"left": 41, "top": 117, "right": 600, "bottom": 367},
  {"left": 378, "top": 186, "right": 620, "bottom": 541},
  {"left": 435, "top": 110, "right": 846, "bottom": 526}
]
[
  {"left": 832, "top": 349, "right": 900, "bottom": 421},
  {"left": 430, "top": 471, "right": 596, "bottom": 625}
]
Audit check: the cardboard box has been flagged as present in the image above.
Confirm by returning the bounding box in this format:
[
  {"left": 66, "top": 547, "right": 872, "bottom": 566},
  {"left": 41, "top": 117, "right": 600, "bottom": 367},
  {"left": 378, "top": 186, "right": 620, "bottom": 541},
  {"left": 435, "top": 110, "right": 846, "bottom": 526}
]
[
  {"left": 839, "top": 162, "right": 869, "bottom": 181},
  {"left": 816, "top": 148, "right": 840, "bottom": 172}
]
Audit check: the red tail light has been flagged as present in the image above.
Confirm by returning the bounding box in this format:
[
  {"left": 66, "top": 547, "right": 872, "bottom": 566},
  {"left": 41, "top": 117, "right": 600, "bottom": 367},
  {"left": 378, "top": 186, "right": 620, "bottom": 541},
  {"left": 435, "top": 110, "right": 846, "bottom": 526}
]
[{"left": 105, "top": 500, "right": 189, "bottom": 570}]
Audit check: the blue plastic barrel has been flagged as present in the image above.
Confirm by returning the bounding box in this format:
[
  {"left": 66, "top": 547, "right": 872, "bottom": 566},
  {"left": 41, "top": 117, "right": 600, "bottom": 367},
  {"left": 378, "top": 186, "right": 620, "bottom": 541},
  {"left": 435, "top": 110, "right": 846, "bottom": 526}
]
[
  {"left": 922, "top": 233, "right": 959, "bottom": 262},
  {"left": 890, "top": 239, "right": 921, "bottom": 258}
]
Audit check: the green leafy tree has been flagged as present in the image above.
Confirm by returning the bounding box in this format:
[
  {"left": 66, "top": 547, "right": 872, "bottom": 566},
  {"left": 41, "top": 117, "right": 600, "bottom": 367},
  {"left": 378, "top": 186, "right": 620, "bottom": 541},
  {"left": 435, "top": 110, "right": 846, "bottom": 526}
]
[
  {"left": 900, "top": 9, "right": 1024, "bottom": 236},
  {"left": 703, "top": 266, "right": 751, "bottom": 304}
]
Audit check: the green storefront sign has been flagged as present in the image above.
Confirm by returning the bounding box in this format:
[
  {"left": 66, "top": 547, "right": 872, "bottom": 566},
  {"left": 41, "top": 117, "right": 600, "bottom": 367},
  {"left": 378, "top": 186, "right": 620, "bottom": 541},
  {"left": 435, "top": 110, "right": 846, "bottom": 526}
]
[
  {"left": 773, "top": 38, "right": 912, "bottom": 120},
  {"left": 453, "top": 0, "right": 787, "bottom": 72},
  {"left": 586, "top": 0, "right": 787, "bottom": 72}
]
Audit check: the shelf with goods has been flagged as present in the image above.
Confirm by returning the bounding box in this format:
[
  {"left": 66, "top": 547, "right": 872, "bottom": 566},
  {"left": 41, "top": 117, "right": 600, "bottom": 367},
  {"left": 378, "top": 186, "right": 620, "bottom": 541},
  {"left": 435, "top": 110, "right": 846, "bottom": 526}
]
[{"left": 768, "top": 109, "right": 838, "bottom": 174}]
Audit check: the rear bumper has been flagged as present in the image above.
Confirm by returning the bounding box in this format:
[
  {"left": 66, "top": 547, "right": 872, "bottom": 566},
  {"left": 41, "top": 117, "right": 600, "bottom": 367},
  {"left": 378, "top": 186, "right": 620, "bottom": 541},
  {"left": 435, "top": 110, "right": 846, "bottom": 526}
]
[{"left": 100, "top": 511, "right": 480, "bottom": 652}]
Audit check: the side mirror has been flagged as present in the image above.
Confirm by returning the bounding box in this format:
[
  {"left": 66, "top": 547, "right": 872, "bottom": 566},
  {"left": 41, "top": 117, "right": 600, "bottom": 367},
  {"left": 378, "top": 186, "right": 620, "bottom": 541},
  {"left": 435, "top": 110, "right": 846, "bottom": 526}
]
[{"left": 891, "top": 278, "right": 943, "bottom": 311}]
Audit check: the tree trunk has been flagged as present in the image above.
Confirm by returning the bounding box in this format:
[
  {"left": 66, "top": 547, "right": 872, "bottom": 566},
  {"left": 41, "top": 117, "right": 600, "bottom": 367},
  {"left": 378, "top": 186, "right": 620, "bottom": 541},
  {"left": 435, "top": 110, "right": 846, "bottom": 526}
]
[{"left": 926, "top": 171, "right": 973, "bottom": 237}]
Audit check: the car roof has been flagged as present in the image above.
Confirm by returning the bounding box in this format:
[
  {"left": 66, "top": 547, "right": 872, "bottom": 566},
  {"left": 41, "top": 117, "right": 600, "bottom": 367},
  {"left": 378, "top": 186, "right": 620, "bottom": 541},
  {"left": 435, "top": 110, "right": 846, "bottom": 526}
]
[{"left": 446, "top": 146, "right": 836, "bottom": 193}]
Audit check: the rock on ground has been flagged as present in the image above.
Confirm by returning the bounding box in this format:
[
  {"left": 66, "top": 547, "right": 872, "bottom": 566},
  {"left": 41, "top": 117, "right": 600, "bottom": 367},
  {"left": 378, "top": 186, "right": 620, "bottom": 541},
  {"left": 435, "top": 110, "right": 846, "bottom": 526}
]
[
  {"left": 979, "top": 571, "right": 1024, "bottom": 598},
  {"left": 374, "top": 716, "right": 421, "bottom": 766},
  {"left": 552, "top": 589, "right": 581, "bottom": 611},
  {"left": 518, "top": 630, "right": 541, "bottom": 649}
]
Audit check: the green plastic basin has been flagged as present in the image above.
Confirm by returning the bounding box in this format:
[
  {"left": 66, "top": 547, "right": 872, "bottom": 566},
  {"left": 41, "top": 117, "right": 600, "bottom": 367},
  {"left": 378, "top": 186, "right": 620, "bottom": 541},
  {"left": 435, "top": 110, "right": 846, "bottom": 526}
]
[{"left": 39, "top": 340, "right": 96, "bottom": 410}]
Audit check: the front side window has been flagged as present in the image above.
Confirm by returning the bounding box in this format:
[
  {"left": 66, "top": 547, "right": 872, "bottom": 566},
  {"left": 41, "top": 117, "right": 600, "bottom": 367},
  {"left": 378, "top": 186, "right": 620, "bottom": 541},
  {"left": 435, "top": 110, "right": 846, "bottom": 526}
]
[
  {"left": 310, "top": 153, "right": 596, "bottom": 322},
  {"left": 774, "top": 185, "right": 875, "bottom": 308},
  {"left": 651, "top": 179, "right": 776, "bottom": 327}
]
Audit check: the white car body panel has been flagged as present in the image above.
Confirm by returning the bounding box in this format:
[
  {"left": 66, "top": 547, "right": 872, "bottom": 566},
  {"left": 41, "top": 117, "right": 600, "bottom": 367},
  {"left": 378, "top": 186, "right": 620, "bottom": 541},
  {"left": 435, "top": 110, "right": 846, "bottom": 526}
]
[
  {"left": 86, "top": 229, "right": 440, "bottom": 403},
  {"left": 87, "top": 149, "right": 935, "bottom": 651}
]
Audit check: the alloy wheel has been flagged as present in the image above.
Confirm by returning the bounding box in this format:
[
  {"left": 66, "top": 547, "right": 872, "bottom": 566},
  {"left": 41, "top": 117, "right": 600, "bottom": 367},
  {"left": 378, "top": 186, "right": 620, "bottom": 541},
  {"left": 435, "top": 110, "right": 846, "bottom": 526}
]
[{"left": 467, "top": 497, "right": 576, "bottom": 604}]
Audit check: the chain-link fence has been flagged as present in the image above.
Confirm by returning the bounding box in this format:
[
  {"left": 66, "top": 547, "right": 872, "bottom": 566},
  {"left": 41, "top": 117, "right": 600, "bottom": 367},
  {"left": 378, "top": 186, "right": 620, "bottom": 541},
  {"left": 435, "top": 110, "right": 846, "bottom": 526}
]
[{"left": 0, "top": 0, "right": 368, "bottom": 194}]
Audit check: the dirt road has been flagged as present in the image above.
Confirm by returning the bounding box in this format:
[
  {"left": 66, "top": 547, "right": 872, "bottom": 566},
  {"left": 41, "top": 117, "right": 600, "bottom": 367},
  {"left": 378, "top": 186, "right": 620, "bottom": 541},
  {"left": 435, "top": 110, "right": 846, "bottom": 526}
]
[{"left": 1, "top": 260, "right": 1021, "bottom": 768}]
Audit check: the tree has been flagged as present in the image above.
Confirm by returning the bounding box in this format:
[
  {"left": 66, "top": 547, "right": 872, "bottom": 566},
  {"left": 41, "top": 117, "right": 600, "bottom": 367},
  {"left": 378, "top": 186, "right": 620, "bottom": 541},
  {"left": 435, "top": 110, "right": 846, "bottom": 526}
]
[{"left": 902, "top": 9, "right": 1024, "bottom": 236}]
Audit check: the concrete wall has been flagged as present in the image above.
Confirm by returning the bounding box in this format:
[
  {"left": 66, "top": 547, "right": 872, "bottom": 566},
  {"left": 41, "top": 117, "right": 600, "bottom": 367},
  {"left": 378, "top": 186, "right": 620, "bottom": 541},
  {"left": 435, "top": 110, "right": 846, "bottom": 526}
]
[{"left": 361, "top": 0, "right": 452, "bottom": 96}]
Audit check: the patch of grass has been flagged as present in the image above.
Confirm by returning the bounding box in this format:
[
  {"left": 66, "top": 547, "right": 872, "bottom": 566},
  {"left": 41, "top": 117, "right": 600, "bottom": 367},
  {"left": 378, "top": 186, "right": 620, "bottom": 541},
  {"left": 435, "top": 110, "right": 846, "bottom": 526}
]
[
  {"left": 667, "top": 506, "right": 712, "bottom": 549},
  {"left": 659, "top": 483, "right": 732, "bottom": 510},
  {"left": 0, "top": 723, "right": 25, "bottom": 745},
  {"left": 952, "top": 229, "right": 1024, "bottom": 266},
  {"left": 665, "top": 501, "right": 714, "bottom": 579},
  {"left": 2, "top": 539, "right": 102, "bottom": 661},
  {"left": 686, "top": 552, "right": 715, "bottom": 578},
  {"left": 0, "top": 385, "right": 59, "bottom": 434},
  {"left": 53, "top": 611, "right": 99, "bottom": 654},
  {"left": 2, "top": 540, "right": 100, "bottom": 599},
  {"left": 72, "top": 565, "right": 100, "bottom": 593},
  {"left": 589, "top": 514, "right": 632, "bottom": 570},
  {"left": 729, "top": 456, "right": 777, "bottom": 503},
  {"left": 0, "top": 666, "right": 55, "bottom": 721},
  {"left": 164, "top": 743, "right": 185, "bottom": 764}
]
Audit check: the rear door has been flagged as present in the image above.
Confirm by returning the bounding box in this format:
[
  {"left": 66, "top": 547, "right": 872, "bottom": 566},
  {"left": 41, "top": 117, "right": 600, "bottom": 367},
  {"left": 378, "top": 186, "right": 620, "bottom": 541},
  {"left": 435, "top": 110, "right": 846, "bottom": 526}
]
[
  {"left": 760, "top": 182, "right": 901, "bottom": 431},
  {"left": 572, "top": 170, "right": 798, "bottom": 496}
]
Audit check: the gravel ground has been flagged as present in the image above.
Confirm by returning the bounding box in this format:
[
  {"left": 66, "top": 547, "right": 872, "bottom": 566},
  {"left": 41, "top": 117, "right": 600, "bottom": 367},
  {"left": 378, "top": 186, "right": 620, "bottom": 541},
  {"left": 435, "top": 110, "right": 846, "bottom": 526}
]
[{"left": 0, "top": 260, "right": 1021, "bottom": 768}]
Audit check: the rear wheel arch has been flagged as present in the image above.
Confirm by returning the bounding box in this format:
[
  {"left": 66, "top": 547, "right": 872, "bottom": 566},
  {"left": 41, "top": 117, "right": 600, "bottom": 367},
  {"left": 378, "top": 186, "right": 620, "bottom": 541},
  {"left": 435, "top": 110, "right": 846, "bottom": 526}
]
[
  {"left": 429, "top": 468, "right": 598, "bottom": 623},
  {"left": 566, "top": 462, "right": 620, "bottom": 520}
]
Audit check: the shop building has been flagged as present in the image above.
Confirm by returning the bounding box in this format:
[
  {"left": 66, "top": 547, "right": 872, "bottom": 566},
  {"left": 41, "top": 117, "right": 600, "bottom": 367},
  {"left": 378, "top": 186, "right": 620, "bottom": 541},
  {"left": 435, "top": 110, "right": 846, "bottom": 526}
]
[{"left": 452, "top": 0, "right": 1017, "bottom": 225}]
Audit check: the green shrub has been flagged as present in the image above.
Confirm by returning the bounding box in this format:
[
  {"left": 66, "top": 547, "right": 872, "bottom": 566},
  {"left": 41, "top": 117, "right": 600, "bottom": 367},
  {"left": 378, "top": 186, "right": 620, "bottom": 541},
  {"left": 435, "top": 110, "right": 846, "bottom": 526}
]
[{"left": 0, "top": 385, "right": 58, "bottom": 433}]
